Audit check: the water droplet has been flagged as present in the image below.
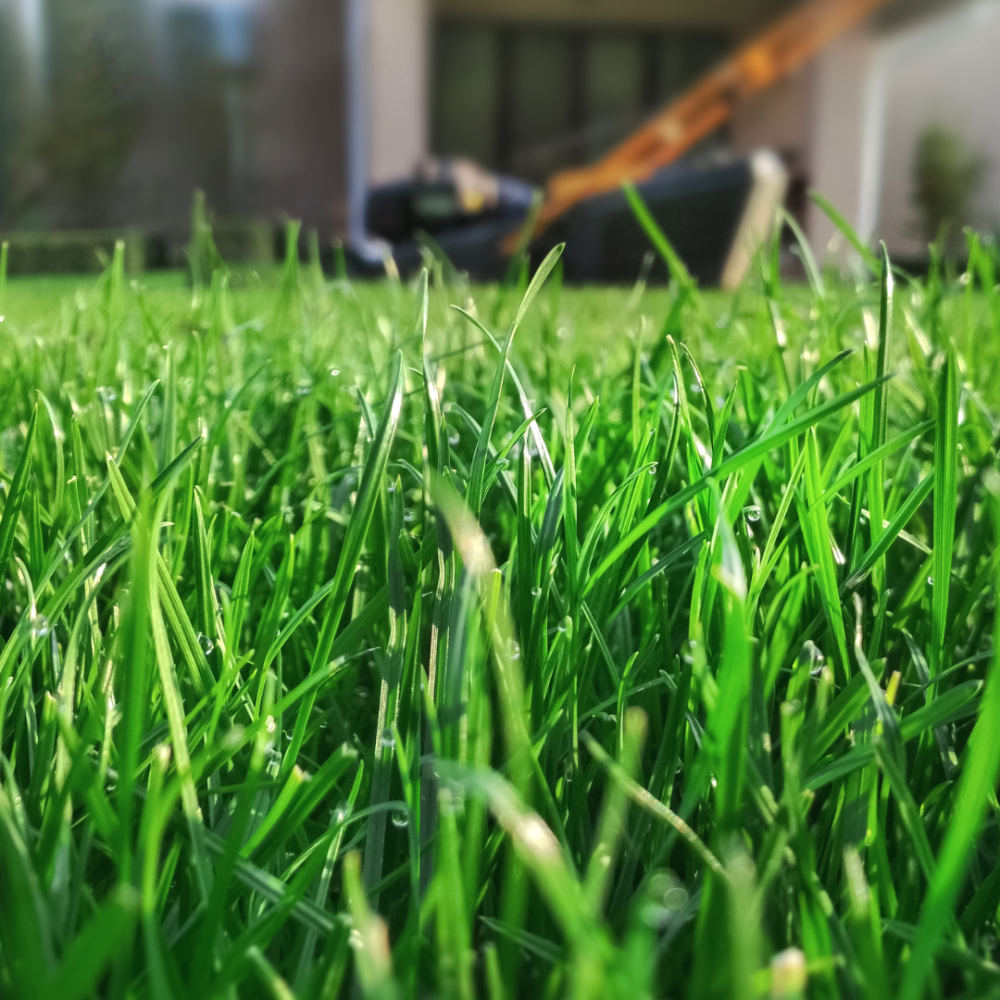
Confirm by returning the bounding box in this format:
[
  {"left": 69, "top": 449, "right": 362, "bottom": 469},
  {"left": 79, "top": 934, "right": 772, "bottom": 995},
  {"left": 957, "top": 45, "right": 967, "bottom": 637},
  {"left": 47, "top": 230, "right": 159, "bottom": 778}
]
[
  {"left": 663, "top": 886, "right": 688, "bottom": 910},
  {"left": 265, "top": 715, "right": 276, "bottom": 733},
  {"left": 197, "top": 632, "right": 214, "bottom": 655},
  {"left": 648, "top": 463, "right": 658, "bottom": 476},
  {"left": 330, "top": 368, "right": 341, "bottom": 377},
  {"left": 511, "top": 645, "right": 521, "bottom": 661},
  {"left": 800, "top": 640, "right": 825, "bottom": 677},
  {"left": 297, "top": 382, "right": 312, "bottom": 396},
  {"left": 391, "top": 808, "right": 409, "bottom": 828},
  {"left": 927, "top": 576, "right": 935, "bottom": 586},
  {"left": 531, "top": 586, "right": 542, "bottom": 597},
  {"left": 356, "top": 686, "right": 370, "bottom": 700},
  {"left": 403, "top": 509, "right": 415, "bottom": 523},
  {"left": 379, "top": 727, "right": 396, "bottom": 750},
  {"left": 348, "top": 929, "right": 364, "bottom": 950},
  {"left": 30, "top": 614, "right": 50, "bottom": 639},
  {"left": 448, "top": 434, "right": 460, "bottom": 447},
  {"left": 743, "top": 505, "right": 762, "bottom": 522},
  {"left": 441, "top": 793, "right": 465, "bottom": 817},
  {"left": 800, "top": 640, "right": 823, "bottom": 661}
]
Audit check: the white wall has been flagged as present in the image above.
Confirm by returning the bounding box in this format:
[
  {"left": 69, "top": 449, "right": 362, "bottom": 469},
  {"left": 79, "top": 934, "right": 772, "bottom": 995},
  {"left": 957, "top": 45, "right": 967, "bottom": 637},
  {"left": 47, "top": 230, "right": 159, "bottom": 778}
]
[
  {"left": 801, "top": 0, "right": 1000, "bottom": 263},
  {"left": 729, "top": 26, "right": 879, "bottom": 263},
  {"left": 867, "top": 0, "right": 1000, "bottom": 257},
  {"left": 369, "top": 0, "right": 428, "bottom": 183},
  {"left": 731, "top": 64, "right": 816, "bottom": 163}
]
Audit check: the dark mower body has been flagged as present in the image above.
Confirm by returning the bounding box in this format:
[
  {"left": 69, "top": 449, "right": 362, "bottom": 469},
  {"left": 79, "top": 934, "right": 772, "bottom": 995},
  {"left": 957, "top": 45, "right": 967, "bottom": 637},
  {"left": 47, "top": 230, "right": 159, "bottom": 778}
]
[{"left": 356, "top": 154, "right": 782, "bottom": 286}]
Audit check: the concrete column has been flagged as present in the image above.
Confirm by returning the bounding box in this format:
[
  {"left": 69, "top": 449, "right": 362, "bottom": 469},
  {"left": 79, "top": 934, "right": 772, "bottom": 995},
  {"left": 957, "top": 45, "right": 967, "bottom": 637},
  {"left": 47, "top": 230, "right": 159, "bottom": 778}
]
[
  {"left": 346, "top": 0, "right": 370, "bottom": 242},
  {"left": 806, "top": 27, "right": 877, "bottom": 263},
  {"left": 6, "top": 0, "right": 48, "bottom": 107},
  {"left": 368, "top": 0, "right": 428, "bottom": 184}
]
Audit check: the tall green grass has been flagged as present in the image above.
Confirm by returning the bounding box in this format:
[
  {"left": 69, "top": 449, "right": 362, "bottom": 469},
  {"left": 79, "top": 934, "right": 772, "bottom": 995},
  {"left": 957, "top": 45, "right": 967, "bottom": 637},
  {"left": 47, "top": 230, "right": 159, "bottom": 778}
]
[{"left": 0, "top": 213, "right": 998, "bottom": 1000}]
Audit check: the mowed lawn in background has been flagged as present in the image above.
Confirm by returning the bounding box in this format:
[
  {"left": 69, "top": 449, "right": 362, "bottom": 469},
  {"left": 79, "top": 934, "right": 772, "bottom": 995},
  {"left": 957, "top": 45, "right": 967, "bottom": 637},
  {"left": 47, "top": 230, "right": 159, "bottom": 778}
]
[{"left": 0, "top": 215, "right": 998, "bottom": 1000}]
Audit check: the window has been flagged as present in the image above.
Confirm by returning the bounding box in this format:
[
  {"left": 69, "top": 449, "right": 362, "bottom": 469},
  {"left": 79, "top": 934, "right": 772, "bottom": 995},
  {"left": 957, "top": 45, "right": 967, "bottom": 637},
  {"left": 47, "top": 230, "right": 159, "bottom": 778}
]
[
  {"left": 433, "top": 22, "right": 499, "bottom": 168},
  {"left": 507, "top": 32, "right": 574, "bottom": 157},
  {"left": 433, "top": 20, "right": 728, "bottom": 181},
  {"left": 583, "top": 36, "right": 645, "bottom": 161}
]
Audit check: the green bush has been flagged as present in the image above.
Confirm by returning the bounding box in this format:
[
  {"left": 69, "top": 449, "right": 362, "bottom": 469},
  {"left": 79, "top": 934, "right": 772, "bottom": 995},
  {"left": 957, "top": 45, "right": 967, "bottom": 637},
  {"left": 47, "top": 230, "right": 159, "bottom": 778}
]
[
  {"left": 0, "top": 228, "right": 146, "bottom": 275},
  {"left": 913, "top": 123, "right": 985, "bottom": 250}
]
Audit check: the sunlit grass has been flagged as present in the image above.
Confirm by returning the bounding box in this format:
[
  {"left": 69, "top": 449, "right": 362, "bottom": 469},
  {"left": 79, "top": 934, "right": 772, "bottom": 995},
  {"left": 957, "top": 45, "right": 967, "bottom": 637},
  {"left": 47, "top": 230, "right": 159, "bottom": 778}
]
[{"left": 0, "top": 209, "right": 998, "bottom": 1000}]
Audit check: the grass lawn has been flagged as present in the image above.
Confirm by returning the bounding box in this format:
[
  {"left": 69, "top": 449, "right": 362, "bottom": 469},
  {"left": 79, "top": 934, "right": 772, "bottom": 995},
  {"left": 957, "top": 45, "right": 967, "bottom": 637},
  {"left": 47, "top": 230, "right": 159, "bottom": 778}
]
[{"left": 0, "top": 217, "right": 998, "bottom": 1000}]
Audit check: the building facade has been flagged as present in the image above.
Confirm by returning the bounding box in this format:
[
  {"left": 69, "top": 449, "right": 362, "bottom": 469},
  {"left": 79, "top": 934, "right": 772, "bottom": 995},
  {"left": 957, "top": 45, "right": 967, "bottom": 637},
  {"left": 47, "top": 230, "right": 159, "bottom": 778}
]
[
  {"left": 1, "top": 0, "right": 996, "bottom": 262},
  {"left": 0, "top": 0, "right": 350, "bottom": 242}
]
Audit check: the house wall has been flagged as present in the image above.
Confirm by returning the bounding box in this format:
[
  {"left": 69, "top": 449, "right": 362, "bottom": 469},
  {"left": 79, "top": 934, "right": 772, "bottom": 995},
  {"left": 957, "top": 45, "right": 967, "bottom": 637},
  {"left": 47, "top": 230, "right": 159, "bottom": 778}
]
[
  {"left": 247, "top": 0, "right": 349, "bottom": 234},
  {"left": 730, "top": 61, "right": 817, "bottom": 223},
  {"left": 121, "top": 0, "right": 350, "bottom": 238}
]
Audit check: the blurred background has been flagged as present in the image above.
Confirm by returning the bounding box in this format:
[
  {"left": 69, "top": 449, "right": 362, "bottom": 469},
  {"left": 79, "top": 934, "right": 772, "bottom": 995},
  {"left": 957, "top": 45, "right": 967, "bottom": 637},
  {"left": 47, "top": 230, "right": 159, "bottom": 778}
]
[{"left": 0, "top": 0, "right": 996, "bottom": 273}]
